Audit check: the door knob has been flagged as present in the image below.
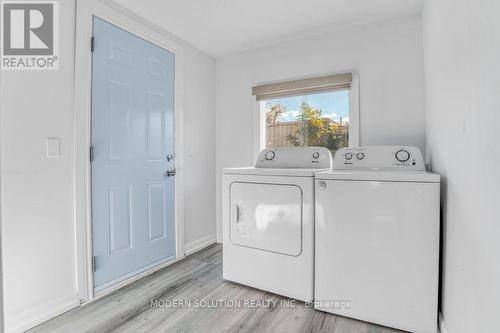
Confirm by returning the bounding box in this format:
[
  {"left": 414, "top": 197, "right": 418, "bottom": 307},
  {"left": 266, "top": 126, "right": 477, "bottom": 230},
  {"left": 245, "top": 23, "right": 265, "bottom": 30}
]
[{"left": 166, "top": 169, "right": 176, "bottom": 177}]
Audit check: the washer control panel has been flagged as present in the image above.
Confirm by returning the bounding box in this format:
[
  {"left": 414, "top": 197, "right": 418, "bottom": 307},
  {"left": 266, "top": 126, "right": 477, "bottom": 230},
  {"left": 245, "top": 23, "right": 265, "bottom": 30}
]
[
  {"left": 333, "top": 146, "right": 425, "bottom": 171},
  {"left": 256, "top": 147, "right": 333, "bottom": 169}
]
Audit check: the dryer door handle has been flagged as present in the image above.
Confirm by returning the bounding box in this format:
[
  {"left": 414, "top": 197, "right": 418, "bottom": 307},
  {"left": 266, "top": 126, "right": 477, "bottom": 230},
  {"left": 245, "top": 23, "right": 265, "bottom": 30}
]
[{"left": 232, "top": 204, "right": 240, "bottom": 223}]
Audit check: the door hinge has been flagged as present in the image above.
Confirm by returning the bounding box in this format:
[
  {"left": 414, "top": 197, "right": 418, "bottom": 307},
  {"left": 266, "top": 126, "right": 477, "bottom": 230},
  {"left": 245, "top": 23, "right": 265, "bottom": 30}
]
[
  {"left": 92, "top": 256, "right": 96, "bottom": 272},
  {"left": 90, "top": 146, "right": 94, "bottom": 163},
  {"left": 91, "top": 36, "right": 95, "bottom": 52}
]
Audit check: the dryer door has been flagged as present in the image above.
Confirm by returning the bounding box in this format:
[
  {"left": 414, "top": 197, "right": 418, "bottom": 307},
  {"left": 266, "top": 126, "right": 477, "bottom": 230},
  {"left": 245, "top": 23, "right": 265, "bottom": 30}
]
[{"left": 229, "top": 182, "right": 303, "bottom": 256}]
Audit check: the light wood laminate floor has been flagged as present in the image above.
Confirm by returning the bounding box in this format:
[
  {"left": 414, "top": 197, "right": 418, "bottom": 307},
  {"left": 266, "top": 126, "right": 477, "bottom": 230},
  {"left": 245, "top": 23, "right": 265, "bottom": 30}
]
[{"left": 29, "top": 244, "right": 404, "bottom": 333}]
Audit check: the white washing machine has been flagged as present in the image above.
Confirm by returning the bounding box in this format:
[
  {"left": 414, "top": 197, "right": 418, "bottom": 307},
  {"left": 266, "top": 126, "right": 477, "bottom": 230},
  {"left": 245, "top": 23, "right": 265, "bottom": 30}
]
[
  {"left": 314, "top": 146, "right": 440, "bottom": 333},
  {"left": 223, "top": 147, "right": 332, "bottom": 302}
]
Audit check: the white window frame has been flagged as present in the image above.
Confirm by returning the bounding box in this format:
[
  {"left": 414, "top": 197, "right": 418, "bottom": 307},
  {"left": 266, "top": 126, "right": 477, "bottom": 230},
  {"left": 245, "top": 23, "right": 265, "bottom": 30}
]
[{"left": 252, "top": 72, "right": 360, "bottom": 160}]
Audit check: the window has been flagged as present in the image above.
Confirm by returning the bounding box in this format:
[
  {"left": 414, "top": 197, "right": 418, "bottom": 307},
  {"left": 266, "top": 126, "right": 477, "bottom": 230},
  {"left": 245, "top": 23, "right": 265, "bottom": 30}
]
[
  {"left": 253, "top": 73, "right": 357, "bottom": 155},
  {"left": 262, "top": 90, "right": 349, "bottom": 153}
]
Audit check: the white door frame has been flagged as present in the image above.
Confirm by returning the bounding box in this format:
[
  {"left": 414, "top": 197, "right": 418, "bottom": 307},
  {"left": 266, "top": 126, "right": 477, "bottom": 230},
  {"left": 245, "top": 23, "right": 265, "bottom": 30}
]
[{"left": 74, "top": 0, "right": 185, "bottom": 302}]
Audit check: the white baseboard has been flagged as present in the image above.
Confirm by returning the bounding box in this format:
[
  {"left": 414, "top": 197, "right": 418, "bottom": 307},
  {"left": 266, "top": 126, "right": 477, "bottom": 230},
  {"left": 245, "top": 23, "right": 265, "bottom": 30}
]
[
  {"left": 7, "top": 292, "right": 79, "bottom": 333},
  {"left": 439, "top": 312, "right": 447, "bottom": 333},
  {"left": 185, "top": 233, "right": 217, "bottom": 256},
  {"left": 216, "top": 233, "right": 222, "bottom": 243}
]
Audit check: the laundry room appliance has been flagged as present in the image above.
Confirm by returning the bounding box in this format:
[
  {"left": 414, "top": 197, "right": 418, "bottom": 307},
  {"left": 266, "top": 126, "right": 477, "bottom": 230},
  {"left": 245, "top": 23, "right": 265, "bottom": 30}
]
[
  {"left": 314, "top": 146, "right": 440, "bottom": 333},
  {"left": 223, "top": 147, "right": 332, "bottom": 302}
]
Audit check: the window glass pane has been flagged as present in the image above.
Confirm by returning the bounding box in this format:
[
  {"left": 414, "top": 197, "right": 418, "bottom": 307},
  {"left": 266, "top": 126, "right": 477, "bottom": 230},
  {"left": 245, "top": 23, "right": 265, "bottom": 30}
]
[{"left": 263, "top": 90, "right": 349, "bottom": 154}]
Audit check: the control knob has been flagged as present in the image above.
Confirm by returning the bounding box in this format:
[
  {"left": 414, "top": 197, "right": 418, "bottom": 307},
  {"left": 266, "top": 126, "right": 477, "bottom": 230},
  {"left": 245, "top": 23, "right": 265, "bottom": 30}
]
[
  {"left": 265, "top": 151, "right": 275, "bottom": 160},
  {"left": 395, "top": 150, "right": 410, "bottom": 162}
]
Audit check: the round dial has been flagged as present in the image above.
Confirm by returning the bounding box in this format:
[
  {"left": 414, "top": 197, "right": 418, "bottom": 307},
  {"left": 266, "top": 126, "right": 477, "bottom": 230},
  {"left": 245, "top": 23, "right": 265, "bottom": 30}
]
[
  {"left": 312, "top": 152, "right": 320, "bottom": 159},
  {"left": 265, "top": 151, "right": 275, "bottom": 160},
  {"left": 345, "top": 153, "right": 353, "bottom": 160},
  {"left": 395, "top": 150, "right": 410, "bottom": 162},
  {"left": 357, "top": 152, "right": 365, "bottom": 160}
]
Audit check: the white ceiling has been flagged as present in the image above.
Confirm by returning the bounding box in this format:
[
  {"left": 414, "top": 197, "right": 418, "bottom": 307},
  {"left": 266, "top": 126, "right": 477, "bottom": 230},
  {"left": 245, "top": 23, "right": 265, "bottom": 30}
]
[{"left": 113, "top": 0, "right": 423, "bottom": 57}]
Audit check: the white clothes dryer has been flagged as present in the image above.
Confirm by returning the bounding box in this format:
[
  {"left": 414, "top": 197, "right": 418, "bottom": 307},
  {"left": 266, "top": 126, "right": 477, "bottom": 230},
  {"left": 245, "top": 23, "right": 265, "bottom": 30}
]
[{"left": 223, "top": 147, "right": 332, "bottom": 302}]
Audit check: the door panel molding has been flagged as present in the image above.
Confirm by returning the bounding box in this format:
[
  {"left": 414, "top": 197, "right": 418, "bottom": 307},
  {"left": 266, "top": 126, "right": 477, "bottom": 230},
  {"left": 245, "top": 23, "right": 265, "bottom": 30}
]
[
  {"left": 74, "top": 0, "right": 185, "bottom": 302},
  {"left": 106, "top": 185, "right": 133, "bottom": 254},
  {"left": 146, "top": 182, "right": 167, "bottom": 242}
]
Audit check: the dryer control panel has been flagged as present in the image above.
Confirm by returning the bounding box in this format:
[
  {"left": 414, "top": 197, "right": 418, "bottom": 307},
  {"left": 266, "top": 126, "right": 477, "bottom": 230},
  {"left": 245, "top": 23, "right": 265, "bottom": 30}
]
[
  {"left": 333, "top": 146, "right": 425, "bottom": 171},
  {"left": 255, "top": 147, "right": 332, "bottom": 169}
]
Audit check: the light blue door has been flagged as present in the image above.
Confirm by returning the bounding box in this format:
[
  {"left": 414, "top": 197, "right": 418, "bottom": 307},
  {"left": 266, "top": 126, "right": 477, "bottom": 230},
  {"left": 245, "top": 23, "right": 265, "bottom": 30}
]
[{"left": 91, "top": 17, "right": 176, "bottom": 290}]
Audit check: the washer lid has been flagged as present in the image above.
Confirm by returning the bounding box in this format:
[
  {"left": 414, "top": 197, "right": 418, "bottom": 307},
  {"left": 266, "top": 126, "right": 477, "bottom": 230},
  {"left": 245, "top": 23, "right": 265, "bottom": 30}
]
[
  {"left": 315, "top": 170, "right": 440, "bottom": 183},
  {"left": 224, "top": 167, "right": 329, "bottom": 177}
]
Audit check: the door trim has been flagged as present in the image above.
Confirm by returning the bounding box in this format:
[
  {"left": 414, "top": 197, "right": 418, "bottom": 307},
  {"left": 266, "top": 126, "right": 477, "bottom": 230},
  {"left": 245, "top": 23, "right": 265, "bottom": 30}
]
[{"left": 74, "top": 0, "right": 185, "bottom": 302}]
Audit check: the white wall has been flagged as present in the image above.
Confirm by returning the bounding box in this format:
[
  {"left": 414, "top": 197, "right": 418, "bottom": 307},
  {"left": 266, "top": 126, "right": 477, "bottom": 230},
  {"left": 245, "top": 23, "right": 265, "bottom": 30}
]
[
  {"left": 0, "top": 1, "right": 79, "bottom": 331},
  {"left": 422, "top": 0, "right": 500, "bottom": 332},
  {"left": 183, "top": 45, "right": 217, "bottom": 252},
  {"left": 215, "top": 15, "right": 425, "bottom": 240},
  {"left": 0, "top": 1, "right": 216, "bottom": 331}
]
